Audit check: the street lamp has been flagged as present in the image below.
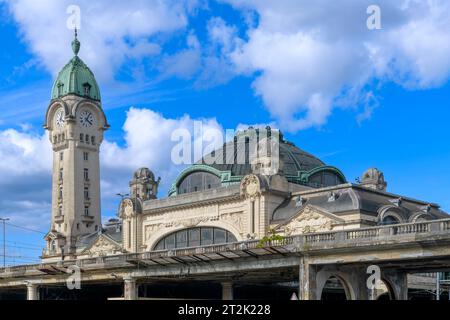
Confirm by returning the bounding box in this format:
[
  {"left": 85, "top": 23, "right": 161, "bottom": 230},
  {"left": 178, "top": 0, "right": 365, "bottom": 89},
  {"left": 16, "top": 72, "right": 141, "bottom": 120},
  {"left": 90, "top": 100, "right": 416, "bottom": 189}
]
[
  {"left": 116, "top": 193, "right": 129, "bottom": 200},
  {"left": 0, "top": 218, "right": 10, "bottom": 268}
]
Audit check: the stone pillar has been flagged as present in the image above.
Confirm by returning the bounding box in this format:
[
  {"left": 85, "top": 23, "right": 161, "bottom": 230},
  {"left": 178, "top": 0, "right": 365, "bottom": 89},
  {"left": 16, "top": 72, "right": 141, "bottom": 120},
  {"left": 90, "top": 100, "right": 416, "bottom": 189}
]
[
  {"left": 398, "top": 273, "right": 408, "bottom": 300},
  {"left": 221, "top": 282, "right": 233, "bottom": 300},
  {"left": 350, "top": 268, "right": 369, "bottom": 300},
  {"left": 382, "top": 271, "right": 408, "bottom": 300},
  {"left": 124, "top": 277, "right": 138, "bottom": 300},
  {"left": 26, "top": 283, "right": 39, "bottom": 301},
  {"left": 298, "top": 256, "right": 317, "bottom": 300}
]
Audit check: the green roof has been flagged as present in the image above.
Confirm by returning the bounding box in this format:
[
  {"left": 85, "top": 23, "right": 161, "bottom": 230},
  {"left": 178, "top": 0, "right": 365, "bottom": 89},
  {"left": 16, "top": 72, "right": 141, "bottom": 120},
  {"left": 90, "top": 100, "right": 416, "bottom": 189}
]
[{"left": 51, "top": 31, "right": 101, "bottom": 101}]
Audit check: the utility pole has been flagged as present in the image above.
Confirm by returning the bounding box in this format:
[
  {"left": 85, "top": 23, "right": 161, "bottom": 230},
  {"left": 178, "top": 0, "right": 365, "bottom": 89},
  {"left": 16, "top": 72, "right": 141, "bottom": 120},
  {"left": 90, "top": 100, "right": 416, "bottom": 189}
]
[{"left": 0, "top": 218, "right": 10, "bottom": 268}]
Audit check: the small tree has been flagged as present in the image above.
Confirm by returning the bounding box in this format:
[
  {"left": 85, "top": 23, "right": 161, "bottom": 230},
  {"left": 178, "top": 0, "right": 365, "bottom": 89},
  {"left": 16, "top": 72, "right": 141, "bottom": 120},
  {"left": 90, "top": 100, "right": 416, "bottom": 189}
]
[{"left": 257, "top": 229, "right": 285, "bottom": 248}]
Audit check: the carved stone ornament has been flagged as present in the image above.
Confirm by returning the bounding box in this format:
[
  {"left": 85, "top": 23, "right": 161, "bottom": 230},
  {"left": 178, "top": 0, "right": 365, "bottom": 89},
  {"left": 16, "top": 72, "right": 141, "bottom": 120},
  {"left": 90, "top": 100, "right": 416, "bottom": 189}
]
[
  {"left": 119, "top": 199, "right": 134, "bottom": 219},
  {"left": 84, "top": 236, "right": 121, "bottom": 258},
  {"left": 220, "top": 212, "right": 244, "bottom": 233},
  {"left": 240, "top": 174, "right": 260, "bottom": 199},
  {"left": 173, "top": 216, "right": 211, "bottom": 228},
  {"left": 145, "top": 223, "right": 164, "bottom": 240},
  {"left": 282, "top": 205, "right": 336, "bottom": 236}
]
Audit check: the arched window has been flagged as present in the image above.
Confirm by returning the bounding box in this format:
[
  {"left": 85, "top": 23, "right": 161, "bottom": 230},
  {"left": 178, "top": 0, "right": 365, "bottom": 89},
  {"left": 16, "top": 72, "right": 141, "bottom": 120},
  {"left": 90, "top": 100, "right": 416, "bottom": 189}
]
[
  {"left": 154, "top": 227, "right": 237, "bottom": 250},
  {"left": 178, "top": 171, "right": 221, "bottom": 194},
  {"left": 380, "top": 215, "right": 400, "bottom": 225},
  {"left": 308, "top": 171, "right": 344, "bottom": 188},
  {"left": 83, "top": 83, "right": 91, "bottom": 96}
]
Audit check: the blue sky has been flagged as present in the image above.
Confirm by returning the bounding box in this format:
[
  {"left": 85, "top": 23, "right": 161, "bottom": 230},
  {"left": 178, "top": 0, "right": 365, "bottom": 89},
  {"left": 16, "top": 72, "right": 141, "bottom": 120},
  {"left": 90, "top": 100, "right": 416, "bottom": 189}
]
[{"left": 0, "top": 0, "right": 449, "bottom": 265}]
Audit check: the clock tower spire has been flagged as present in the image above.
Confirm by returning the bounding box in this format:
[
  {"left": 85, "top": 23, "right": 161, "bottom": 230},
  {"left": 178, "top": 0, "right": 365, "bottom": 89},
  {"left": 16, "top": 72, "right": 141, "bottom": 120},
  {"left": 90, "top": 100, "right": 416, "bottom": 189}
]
[{"left": 43, "top": 30, "right": 109, "bottom": 260}]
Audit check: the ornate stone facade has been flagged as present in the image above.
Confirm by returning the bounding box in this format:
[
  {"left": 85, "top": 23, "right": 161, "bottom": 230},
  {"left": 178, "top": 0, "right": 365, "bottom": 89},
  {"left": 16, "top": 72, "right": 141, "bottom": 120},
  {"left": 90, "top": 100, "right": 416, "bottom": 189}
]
[{"left": 41, "top": 32, "right": 449, "bottom": 265}]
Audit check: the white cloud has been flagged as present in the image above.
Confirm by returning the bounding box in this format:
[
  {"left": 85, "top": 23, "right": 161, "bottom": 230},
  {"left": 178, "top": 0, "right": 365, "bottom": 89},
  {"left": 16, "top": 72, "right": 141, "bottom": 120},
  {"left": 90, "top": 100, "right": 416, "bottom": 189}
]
[
  {"left": 4, "top": 0, "right": 450, "bottom": 132},
  {"left": 0, "top": 108, "right": 224, "bottom": 224},
  {"left": 0, "top": 127, "right": 52, "bottom": 230},
  {"left": 101, "top": 108, "right": 223, "bottom": 200},
  {"left": 158, "top": 32, "right": 201, "bottom": 80},
  {"left": 4, "top": 0, "right": 197, "bottom": 82},
  {"left": 222, "top": 0, "right": 450, "bottom": 131}
]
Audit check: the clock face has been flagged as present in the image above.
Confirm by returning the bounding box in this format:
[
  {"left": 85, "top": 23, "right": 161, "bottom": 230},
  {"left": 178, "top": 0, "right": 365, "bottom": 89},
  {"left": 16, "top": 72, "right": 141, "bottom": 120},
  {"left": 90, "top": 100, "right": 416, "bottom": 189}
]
[
  {"left": 55, "top": 109, "right": 65, "bottom": 128},
  {"left": 79, "top": 110, "right": 95, "bottom": 128}
]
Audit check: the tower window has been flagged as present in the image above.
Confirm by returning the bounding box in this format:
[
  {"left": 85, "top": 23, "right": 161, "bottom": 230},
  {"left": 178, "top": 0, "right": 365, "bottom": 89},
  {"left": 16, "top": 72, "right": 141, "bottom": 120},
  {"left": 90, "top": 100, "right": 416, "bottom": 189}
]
[
  {"left": 84, "top": 168, "right": 89, "bottom": 181},
  {"left": 85, "top": 134, "right": 90, "bottom": 144},
  {"left": 58, "top": 205, "right": 62, "bottom": 216},
  {"left": 84, "top": 187, "right": 89, "bottom": 201},
  {"left": 91, "top": 136, "right": 95, "bottom": 145},
  {"left": 50, "top": 240, "right": 56, "bottom": 253},
  {"left": 83, "top": 152, "right": 89, "bottom": 161},
  {"left": 57, "top": 83, "right": 64, "bottom": 96},
  {"left": 60, "top": 152, "right": 64, "bottom": 161},
  {"left": 80, "top": 133, "right": 84, "bottom": 142},
  {"left": 84, "top": 206, "right": 89, "bottom": 216},
  {"left": 83, "top": 83, "right": 91, "bottom": 96},
  {"left": 59, "top": 168, "right": 63, "bottom": 181}
]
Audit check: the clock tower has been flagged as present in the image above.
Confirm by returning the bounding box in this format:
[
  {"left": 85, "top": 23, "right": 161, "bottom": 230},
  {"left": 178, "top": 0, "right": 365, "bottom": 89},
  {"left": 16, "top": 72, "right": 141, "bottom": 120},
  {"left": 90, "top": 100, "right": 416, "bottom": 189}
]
[{"left": 43, "top": 30, "right": 109, "bottom": 259}]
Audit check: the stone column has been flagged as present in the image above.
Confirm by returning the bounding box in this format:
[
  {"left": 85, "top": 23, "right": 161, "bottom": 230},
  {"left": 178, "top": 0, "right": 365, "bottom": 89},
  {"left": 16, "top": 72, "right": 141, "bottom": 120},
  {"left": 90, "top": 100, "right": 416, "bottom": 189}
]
[
  {"left": 349, "top": 267, "right": 369, "bottom": 300},
  {"left": 382, "top": 271, "right": 408, "bottom": 300},
  {"left": 26, "top": 283, "right": 39, "bottom": 301},
  {"left": 124, "top": 277, "right": 138, "bottom": 300},
  {"left": 221, "top": 282, "right": 233, "bottom": 300},
  {"left": 298, "top": 256, "right": 317, "bottom": 300}
]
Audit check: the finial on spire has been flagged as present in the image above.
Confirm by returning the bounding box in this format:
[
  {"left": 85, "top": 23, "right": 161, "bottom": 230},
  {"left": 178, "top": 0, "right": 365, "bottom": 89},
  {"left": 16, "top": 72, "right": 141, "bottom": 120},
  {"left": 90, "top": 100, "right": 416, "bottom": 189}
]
[{"left": 71, "top": 28, "right": 80, "bottom": 56}]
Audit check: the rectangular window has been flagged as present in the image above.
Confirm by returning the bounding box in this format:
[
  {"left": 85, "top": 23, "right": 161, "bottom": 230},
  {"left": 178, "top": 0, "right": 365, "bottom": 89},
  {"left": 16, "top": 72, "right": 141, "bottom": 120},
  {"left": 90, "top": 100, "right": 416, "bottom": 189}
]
[
  {"left": 188, "top": 229, "right": 200, "bottom": 247},
  {"left": 165, "top": 234, "right": 176, "bottom": 249},
  {"left": 214, "top": 228, "right": 226, "bottom": 244},
  {"left": 85, "top": 135, "right": 90, "bottom": 144},
  {"left": 84, "top": 187, "right": 89, "bottom": 200},
  {"left": 84, "top": 206, "right": 89, "bottom": 216},
  {"left": 58, "top": 205, "right": 62, "bottom": 216},
  {"left": 60, "top": 152, "right": 64, "bottom": 161},
  {"left": 127, "top": 221, "right": 131, "bottom": 248},
  {"left": 83, "top": 152, "right": 89, "bottom": 161},
  {"left": 176, "top": 230, "right": 188, "bottom": 248},
  {"left": 84, "top": 168, "right": 89, "bottom": 181},
  {"left": 251, "top": 201, "right": 255, "bottom": 234},
  {"left": 80, "top": 133, "right": 84, "bottom": 142},
  {"left": 201, "top": 228, "right": 213, "bottom": 246},
  {"left": 59, "top": 168, "right": 63, "bottom": 181},
  {"left": 91, "top": 136, "right": 95, "bottom": 145}
]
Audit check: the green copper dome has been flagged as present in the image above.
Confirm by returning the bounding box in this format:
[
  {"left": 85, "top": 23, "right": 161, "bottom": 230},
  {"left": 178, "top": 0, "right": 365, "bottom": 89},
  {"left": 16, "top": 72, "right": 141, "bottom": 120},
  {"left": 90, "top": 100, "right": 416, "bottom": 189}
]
[{"left": 51, "top": 31, "right": 101, "bottom": 101}]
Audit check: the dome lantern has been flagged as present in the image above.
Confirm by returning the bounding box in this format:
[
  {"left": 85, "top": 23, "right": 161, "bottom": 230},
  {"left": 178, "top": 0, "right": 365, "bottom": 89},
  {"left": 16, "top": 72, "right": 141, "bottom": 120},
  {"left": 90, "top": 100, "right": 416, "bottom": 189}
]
[
  {"left": 51, "top": 30, "right": 101, "bottom": 101},
  {"left": 129, "top": 168, "right": 161, "bottom": 201}
]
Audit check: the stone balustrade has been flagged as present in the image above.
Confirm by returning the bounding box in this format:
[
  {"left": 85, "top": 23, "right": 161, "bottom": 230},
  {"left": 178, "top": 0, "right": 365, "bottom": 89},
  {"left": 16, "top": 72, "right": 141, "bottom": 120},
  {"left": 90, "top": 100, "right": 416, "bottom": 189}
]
[{"left": 2, "top": 218, "right": 450, "bottom": 278}]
